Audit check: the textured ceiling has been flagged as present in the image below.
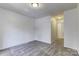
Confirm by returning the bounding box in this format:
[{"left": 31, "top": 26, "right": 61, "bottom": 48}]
[{"left": 0, "top": 3, "right": 77, "bottom": 19}]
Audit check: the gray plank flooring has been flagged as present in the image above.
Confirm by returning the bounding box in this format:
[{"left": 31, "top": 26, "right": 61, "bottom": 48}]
[{"left": 0, "top": 40, "right": 78, "bottom": 56}]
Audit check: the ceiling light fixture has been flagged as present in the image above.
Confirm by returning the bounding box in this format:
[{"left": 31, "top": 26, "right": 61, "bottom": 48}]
[
  {"left": 57, "top": 16, "right": 63, "bottom": 19},
  {"left": 31, "top": 3, "right": 40, "bottom": 7}
]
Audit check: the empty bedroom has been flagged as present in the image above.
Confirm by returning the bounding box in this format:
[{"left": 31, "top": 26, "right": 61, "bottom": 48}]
[{"left": 0, "top": 3, "right": 79, "bottom": 56}]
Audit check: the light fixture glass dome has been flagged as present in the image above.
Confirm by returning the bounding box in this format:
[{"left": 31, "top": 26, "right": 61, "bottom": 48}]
[{"left": 31, "top": 3, "right": 40, "bottom": 7}]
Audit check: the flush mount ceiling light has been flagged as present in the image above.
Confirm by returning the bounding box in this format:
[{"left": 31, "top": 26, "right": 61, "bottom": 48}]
[
  {"left": 57, "top": 16, "right": 63, "bottom": 19},
  {"left": 55, "top": 15, "right": 64, "bottom": 20},
  {"left": 31, "top": 3, "right": 40, "bottom": 7}
]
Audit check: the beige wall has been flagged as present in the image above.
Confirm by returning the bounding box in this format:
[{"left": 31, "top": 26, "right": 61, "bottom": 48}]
[
  {"left": 51, "top": 17, "right": 57, "bottom": 43},
  {"left": 51, "top": 15, "right": 64, "bottom": 43}
]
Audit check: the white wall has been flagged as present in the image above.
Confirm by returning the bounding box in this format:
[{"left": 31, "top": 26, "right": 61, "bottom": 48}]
[
  {"left": 0, "top": 8, "right": 52, "bottom": 49},
  {"left": 0, "top": 8, "right": 34, "bottom": 49},
  {"left": 34, "top": 16, "right": 51, "bottom": 44},
  {"left": 64, "top": 6, "right": 79, "bottom": 52}
]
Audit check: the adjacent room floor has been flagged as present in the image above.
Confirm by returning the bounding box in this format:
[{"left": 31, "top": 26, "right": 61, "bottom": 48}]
[{"left": 0, "top": 40, "right": 78, "bottom": 56}]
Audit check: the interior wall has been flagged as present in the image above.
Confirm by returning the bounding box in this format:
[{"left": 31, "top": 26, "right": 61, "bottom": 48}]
[
  {"left": 77, "top": 4, "right": 79, "bottom": 53},
  {"left": 0, "top": 8, "right": 34, "bottom": 49},
  {"left": 57, "top": 20, "right": 64, "bottom": 39},
  {"left": 51, "top": 17, "right": 57, "bottom": 43},
  {"left": 51, "top": 15, "right": 64, "bottom": 47},
  {"left": 34, "top": 16, "right": 51, "bottom": 44},
  {"left": 64, "top": 6, "right": 79, "bottom": 52}
]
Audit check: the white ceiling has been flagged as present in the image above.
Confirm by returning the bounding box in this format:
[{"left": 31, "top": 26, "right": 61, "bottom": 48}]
[{"left": 0, "top": 3, "right": 77, "bottom": 19}]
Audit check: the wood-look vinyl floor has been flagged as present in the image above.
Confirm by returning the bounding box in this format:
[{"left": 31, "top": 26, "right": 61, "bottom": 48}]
[{"left": 0, "top": 40, "right": 78, "bottom": 56}]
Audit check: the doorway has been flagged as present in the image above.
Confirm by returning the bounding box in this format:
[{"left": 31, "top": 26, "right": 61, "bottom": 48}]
[{"left": 51, "top": 14, "right": 64, "bottom": 48}]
